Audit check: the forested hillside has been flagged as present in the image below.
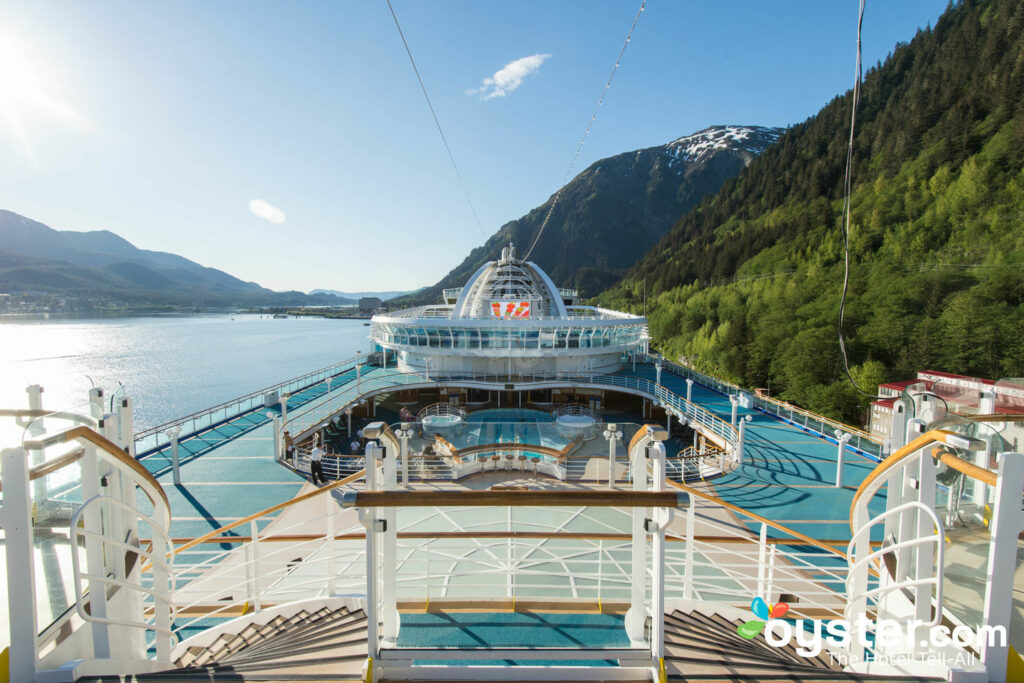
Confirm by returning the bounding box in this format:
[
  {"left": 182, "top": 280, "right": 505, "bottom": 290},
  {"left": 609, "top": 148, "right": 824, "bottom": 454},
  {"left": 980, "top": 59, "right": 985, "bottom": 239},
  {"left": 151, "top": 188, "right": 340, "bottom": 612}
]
[
  {"left": 392, "top": 126, "right": 780, "bottom": 307},
  {"left": 600, "top": 0, "right": 1024, "bottom": 424}
]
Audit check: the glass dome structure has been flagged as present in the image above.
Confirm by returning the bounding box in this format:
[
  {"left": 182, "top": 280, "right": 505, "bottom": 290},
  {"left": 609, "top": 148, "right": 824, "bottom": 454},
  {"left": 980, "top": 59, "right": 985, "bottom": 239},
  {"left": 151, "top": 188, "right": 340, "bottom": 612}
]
[{"left": 370, "top": 244, "right": 648, "bottom": 376}]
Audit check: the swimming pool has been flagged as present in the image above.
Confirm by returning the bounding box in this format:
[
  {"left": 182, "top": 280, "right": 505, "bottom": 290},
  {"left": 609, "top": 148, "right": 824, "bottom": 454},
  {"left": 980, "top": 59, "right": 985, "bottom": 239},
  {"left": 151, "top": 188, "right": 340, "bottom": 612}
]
[
  {"left": 454, "top": 408, "right": 568, "bottom": 451},
  {"left": 466, "top": 408, "right": 554, "bottom": 423}
]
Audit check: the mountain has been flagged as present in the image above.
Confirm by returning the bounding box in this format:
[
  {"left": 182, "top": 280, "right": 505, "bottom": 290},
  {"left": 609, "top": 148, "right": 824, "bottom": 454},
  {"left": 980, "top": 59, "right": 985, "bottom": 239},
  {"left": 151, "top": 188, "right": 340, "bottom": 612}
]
[
  {"left": 600, "top": 0, "right": 1024, "bottom": 424},
  {"left": 0, "top": 210, "right": 347, "bottom": 307},
  {"left": 309, "top": 289, "right": 419, "bottom": 301},
  {"left": 393, "top": 125, "right": 782, "bottom": 306}
]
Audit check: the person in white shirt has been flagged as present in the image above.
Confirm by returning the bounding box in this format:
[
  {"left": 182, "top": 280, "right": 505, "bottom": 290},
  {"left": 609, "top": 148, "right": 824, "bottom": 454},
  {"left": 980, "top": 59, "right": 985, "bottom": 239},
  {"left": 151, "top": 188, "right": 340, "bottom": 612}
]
[
  {"left": 350, "top": 440, "right": 361, "bottom": 456},
  {"left": 310, "top": 445, "right": 325, "bottom": 485}
]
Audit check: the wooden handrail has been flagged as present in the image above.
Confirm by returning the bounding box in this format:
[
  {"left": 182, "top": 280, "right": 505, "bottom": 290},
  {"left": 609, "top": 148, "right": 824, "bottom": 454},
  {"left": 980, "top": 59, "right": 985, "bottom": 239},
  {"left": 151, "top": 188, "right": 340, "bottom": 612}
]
[
  {"left": 161, "top": 530, "right": 878, "bottom": 547},
  {"left": 560, "top": 436, "right": 584, "bottom": 456},
  {"left": 931, "top": 447, "right": 998, "bottom": 486},
  {"left": 343, "top": 489, "right": 681, "bottom": 508},
  {"left": 628, "top": 423, "right": 663, "bottom": 455},
  {"left": 0, "top": 447, "right": 85, "bottom": 493},
  {"left": 848, "top": 428, "right": 999, "bottom": 530},
  {"left": 40, "top": 427, "right": 171, "bottom": 512},
  {"left": 0, "top": 408, "right": 52, "bottom": 418},
  {"left": 170, "top": 469, "right": 366, "bottom": 557},
  {"left": 665, "top": 479, "right": 848, "bottom": 560},
  {"left": 433, "top": 434, "right": 456, "bottom": 453}
]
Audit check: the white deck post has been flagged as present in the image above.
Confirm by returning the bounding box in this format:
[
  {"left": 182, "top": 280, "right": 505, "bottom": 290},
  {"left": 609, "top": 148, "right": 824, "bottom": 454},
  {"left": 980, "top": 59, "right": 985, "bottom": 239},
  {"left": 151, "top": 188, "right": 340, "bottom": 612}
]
[
  {"left": 625, "top": 433, "right": 648, "bottom": 644},
  {"left": 649, "top": 441, "right": 670, "bottom": 663},
  {"left": 834, "top": 431, "right": 850, "bottom": 488},
  {"left": 729, "top": 395, "right": 738, "bottom": 427},
  {"left": 397, "top": 426, "right": 412, "bottom": 487},
  {"left": 117, "top": 395, "right": 135, "bottom": 456},
  {"left": 981, "top": 452, "right": 1024, "bottom": 683},
  {"left": 280, "top": 393, "right": 289, "bottom": 427},
  {"left": 685, "top": 378, "right": 693, "bottom": 403},
  {"left": 737, "top": 417, "right": 749, "bottom": 466},
  {"left": 2, "top": 446, "right": 39, "bottom": 683},
  {"left": 683, "top": 494, "right": 696, "bottom": 600},
  {"left": 81, "top": 437, "right": 111, "bottom": 659},
  {"left": 370, "top": 436, "right": 400, "bottom": 643},
  {"left": 26, "top": 385, "right": 47, "bottom": 503},
  {"left": 848, "top": 502, "right": 871, "bottom": 663},
  {"left": 361, "top": 437, "right": 383, "bottom": 662},
  {"left": 151, "top": 530, "right": 172, "bottom": 661},
  {"left": 603, "top": 424, "right": 621, "bottom": 489},
  {"left": 914, "top": 447, "right": 937, "bottom": 624},
  {"left": 266, "top": 410, "right": 281, "bottom": 460},
  {"left": 167, "top": 427, "right": 182, "bottom": 485},
  {"left": 88, "top": 386, "right": 105, "bottom": 420},
  {"left": 326, "top": 493, "right": 337, "bottom": 595}
]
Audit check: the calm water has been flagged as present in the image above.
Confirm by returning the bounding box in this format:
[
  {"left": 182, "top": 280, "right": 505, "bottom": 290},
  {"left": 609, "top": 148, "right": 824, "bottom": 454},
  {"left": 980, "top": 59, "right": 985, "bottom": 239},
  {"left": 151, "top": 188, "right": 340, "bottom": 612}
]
[{"left": 0, "top": 314, "right": 371, "bottom": 432}]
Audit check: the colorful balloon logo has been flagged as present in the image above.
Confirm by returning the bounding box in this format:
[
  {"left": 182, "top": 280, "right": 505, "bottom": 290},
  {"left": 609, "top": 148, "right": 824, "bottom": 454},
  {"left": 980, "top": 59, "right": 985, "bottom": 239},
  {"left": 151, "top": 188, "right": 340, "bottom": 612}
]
[{"left": 737, "top": 596, "right": 789, "bottom": 639}]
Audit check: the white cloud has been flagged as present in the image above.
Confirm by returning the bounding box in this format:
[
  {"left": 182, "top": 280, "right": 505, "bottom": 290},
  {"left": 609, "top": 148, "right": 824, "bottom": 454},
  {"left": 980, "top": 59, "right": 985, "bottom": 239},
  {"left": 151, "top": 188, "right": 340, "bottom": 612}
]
[
  {"left": 249, "top": 199, "right": 286, "bottom": 224},
  {"left": 467, "top": 53, "right": 551, "bottom": 100}
]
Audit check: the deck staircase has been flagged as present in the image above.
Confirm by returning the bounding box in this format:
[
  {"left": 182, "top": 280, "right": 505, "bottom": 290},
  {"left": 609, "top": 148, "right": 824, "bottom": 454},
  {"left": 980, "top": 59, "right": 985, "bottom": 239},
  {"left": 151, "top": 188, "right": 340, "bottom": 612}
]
[
  {"left": 82, "top": 606, "right": 368, "bottom": 682},
  {"left": 662, "top": 609, "right": 939, "bottom": 681},
  {"left": 77, "top": 607, "right": 945, "bottom": 682}
]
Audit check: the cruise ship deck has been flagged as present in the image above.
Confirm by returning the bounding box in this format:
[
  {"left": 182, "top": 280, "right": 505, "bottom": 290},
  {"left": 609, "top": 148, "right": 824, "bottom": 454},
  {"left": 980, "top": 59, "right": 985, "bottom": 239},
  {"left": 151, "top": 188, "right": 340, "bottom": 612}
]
[
  {"left": 3, "top": 250, "right": 1019, "bottom": 683},
  {"left": 133, "top": 359, "right": 885, "bottom": 547}
]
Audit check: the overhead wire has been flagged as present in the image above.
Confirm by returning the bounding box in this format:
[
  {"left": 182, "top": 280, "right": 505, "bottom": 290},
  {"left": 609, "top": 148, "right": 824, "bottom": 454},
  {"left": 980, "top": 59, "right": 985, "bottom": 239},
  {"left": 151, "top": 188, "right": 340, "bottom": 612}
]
[
  {"left": 384, "top": 0, "right": 487, "bottom": 240},
  {"left": 523, "top": 0, "right": 646, "bottom": 261},
  {"left": 837, "top": 0, "right": 880, "bottom": 398}
]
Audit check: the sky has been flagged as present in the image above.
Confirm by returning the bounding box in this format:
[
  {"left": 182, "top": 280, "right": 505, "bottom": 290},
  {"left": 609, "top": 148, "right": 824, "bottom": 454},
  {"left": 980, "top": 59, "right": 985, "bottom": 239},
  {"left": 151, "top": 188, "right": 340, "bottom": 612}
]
[{"left": 0, "top": 0, "right": 949, "bottom": 293}]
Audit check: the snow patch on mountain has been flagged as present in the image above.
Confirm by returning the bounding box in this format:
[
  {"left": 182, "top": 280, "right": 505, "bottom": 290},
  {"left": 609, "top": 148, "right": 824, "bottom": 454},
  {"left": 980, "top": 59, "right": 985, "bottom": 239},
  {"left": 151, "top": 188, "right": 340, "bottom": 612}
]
[{"left": 665, "top": 125, "right": 782, "bottom": 168}]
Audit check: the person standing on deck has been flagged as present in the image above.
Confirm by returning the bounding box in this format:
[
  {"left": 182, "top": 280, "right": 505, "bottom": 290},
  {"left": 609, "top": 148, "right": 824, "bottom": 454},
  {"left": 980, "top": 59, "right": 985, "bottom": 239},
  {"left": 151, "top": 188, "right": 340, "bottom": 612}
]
[{"left": 310, "top": 443, "right": 325, "bottom": 485}]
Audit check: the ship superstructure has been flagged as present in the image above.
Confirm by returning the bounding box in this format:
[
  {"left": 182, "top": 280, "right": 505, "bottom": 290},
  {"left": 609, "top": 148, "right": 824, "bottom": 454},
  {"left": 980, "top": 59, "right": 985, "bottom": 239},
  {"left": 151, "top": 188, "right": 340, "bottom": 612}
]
[{"left": 370, "top": 244, "right": 648, "bottom": 377}]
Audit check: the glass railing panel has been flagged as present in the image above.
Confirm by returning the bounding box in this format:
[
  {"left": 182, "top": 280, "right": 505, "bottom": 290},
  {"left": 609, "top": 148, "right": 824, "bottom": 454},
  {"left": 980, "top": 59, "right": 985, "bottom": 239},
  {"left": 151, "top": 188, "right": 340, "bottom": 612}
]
[{"left": 29, "top": 453, "right": 86, "bottom": 640}]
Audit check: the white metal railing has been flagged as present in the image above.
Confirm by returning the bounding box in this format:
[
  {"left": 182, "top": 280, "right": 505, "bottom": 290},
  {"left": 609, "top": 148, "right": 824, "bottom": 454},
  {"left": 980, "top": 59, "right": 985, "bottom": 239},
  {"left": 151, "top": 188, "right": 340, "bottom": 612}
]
[
  {"left": 283, "top": 368, "right": 739, "bottom": 455},
  {"left": 553, "top": 403, "right": 597, "bottom": 420},
  {"left": 133, "top": 353, "right": 367, "bottom": 455},
  {"left": 2, "top": 412, "right": 177, "bottom": 681},
  {"left": 662, "top": 446, "right": 726, "bottom": 481},
  {"left": 170, "top": 472, "right": 367, "bottom": 637},
  {"left": 647, "top": 353, "right": 884, "bottom": 458},
  {"left": 847, "top": 426, "right": 1022, "bottom": 680},
  {"left": 416, "top": 401, "right": 467, "bottom": 423}
]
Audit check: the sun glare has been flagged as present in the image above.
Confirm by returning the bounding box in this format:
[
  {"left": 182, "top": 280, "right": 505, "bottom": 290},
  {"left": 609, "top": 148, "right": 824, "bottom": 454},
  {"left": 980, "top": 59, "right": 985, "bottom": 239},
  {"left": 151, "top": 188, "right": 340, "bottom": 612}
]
[
  {"left": 0, "top": 36, "right": 42, "bottom": 104},
  {"left": 0, "top": 30, "right": 92, "bottom": 168}
]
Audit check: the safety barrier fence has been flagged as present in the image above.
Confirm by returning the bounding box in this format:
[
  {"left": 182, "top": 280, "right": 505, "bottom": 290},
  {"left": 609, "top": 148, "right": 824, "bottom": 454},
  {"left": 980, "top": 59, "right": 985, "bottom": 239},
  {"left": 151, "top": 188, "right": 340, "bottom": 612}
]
[
  {"left": 848, "top": 422, "right": 1022, "bottom": 681},
  {"left": 645, "top": 353, "right": 884, "bottom": 459},
  {"left": 133, "top": 354, "right": 368, "bottom": 456},
  {"left": 283, "top": 368, "right": 738, "bottom": 455}
]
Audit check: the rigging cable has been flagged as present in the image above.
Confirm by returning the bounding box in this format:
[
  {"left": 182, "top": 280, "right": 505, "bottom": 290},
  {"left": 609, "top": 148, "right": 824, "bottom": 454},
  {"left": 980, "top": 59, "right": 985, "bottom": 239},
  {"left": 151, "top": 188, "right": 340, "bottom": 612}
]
[
  {"left": 837, "top": 0, "right": 879, "bottom": 398},
  {"left": 523, "top": 0, "right": 646, "bottom": 261},
  {"left": 385, "top": 0, "right": 487, "bottom": 240}
]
